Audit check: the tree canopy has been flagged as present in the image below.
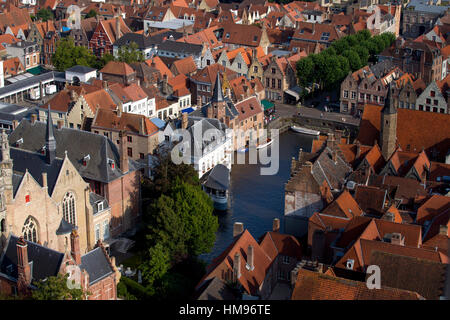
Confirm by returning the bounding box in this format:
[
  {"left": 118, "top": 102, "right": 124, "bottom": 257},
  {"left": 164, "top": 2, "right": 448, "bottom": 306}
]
[
  {"left": 52, "top": 37, "right": 97, "bottom": 71},
  {"left": 117, "top": 42, "right": 145, "bottom": 64},
  {"left": 296, "top": 31, "right": 396, "bottom": 90},
  {"left": 32, "top": 274, "right": 84, "bottom": 300},
  {"left": 85, "top": 9, "right": 97, "bottom": 19},
  {"left": 36, "top": 9, "right": 54, "bottom": 22}
]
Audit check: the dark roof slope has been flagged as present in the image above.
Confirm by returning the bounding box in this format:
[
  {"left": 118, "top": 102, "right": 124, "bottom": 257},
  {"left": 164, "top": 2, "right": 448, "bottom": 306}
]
[
  {"left": 80, "top": 247, "right": 113, "bottom": 285},
  {"left": 0, "top": 235, "right": 64, "bottom": 283}
]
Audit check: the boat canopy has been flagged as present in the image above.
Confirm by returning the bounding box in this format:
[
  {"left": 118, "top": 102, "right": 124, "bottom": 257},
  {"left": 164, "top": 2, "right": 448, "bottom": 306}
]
[{"left": 203, "top": 164, "right": 230, "bottom": 191}]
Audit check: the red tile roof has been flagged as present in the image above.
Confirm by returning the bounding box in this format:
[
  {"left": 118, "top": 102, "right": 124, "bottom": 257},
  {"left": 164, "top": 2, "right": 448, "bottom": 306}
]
[
  {"left": 291, "top": 268, "right": 422, "bottom": 300},
  {"left": 100, "top": 61, "right": 135, "bottom": 76},
  {"left": 322, "top": 190, "right": 363, "bottom": 219},
  {"left": 92, "top": 108, "right": 158, "bottom": 136},
  {"left": 416, "top": 195, "right": 450, "bottom": 225},
  {"left": 171, "top": 56, "right": 197, "bottom": 76},
  {"left": 145, "top": 56, "right": 173, "bottom": 79},
  {"left": 357, "top": 104, "right": 450, "bottom": 162},
  {"left": 234, "top": 96, "right": 263, "bottom": 122}
]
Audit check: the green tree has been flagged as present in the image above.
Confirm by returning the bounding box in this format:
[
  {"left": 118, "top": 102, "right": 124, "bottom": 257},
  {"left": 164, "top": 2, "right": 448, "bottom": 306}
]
[
  {"left": 117, "top": 42, "right": 144, "bottom": 64},
  {"left": 141, "top": 242, "right": 171, "bottom": 285},
  {"left": 146, "top": 180, "right": 218, "bottom": 258},
  {"left": 353, "top": 45, "right": 370, "bottom": 66},
  {"left": 52, "top": 38, "right": 97, "bottom": 71},
  {"left": 32, "top": 274, "right": 84, "bottom": 300},
  {"left": 85, "top": 9, "right": 97, "bottom": 19},
  {"left": 296, "top": 56, "right": 314, "bottom": 87},
  {"left": 343, "top": 49, "right": 362, "bottom": 71},
  {"left": 36, "top": 9, "right": 54, "bottom": 22}
]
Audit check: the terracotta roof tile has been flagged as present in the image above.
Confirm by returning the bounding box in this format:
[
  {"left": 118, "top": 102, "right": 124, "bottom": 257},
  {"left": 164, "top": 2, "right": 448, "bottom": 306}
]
[
  {"left": 100, "top": 61, "right": 135, "bottom": 76},
  {"left": 145, "top": 56, "right": 173, "bottom": 79},
  {"left": 291, "top": 268, "right": 422, "bottom": 300},
  {"left": 92, "top": 108, "right": 158, "bottom": 136}
]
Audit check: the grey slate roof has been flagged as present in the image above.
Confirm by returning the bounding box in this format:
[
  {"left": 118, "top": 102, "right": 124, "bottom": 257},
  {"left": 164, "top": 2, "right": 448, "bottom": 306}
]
[
  {"left": 0, "top": 71, "right": 65, "bottom": 99},
  {"left": 80, "top": 247, "right": 113, "bottom": 285},
  {"left": 0, "top": 104, "right": 38, "bottom": 126},
  {"left": 66, "top": 65, "right": 97, "bottom": 74},
  {"left": 203, "top": 164, "right": 230, "bottom": 191},
  {"left": 8, "top": 120, "right": 142, "bottom": 183},
  {"left": 56, "top": 218, "right": 74, "bottom": 235},
  {"left": 113, "top": 32, "right": 156, "bottom": 49},
  {"left": 197, "top": 277, "right": 238, "bottom": 300},
  {"left": 0, "top": 235, "right": 64, "bottom": 283},
  {"left": 158, "top": 40, "right": 203, "bottom": 56},
  {"left": 1, "top": 148, "right": 64, "bottom": 196},
  {"left": 191, "top": 97, "right": 239, "bottom": 120},
  {"left": 369, "top": 60, "right": 395, "bottom": 79},
  {"left": 311, "top": 146, "right": 352, "bottom": 190}
]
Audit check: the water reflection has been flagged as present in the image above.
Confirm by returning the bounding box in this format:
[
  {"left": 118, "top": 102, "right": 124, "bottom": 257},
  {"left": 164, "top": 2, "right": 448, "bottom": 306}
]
[{"left": 200, "top": 131, "right": 316, "bottom": 263}]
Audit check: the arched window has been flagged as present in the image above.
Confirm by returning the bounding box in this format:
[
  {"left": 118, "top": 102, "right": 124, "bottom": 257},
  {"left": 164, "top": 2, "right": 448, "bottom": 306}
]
[
  {"left": 22, "top": 216, "right": 38, "bottom": 243},
  {"left": 62, "top": 192, "right": 76, "bottom": 225}
]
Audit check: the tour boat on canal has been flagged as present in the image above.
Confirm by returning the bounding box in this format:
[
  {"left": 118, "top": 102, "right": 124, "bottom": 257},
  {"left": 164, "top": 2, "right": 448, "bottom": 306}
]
[
  {"left": 256, "top": 138, "right": 273, "bottom": 150},
  {"left": 201, "top": 164, "right": 230, "bottom": 211},
  {"left": 290, "top": 125, "right": 320, "bottom": 136}
]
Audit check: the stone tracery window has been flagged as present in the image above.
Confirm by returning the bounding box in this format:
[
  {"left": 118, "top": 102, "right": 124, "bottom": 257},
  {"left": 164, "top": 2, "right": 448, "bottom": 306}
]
[
  {"left": 22, "top": 216, "right": 38, "bottom": 243},
  {"left": 62, "top": 192, "right": 76, "bottom": 225}
]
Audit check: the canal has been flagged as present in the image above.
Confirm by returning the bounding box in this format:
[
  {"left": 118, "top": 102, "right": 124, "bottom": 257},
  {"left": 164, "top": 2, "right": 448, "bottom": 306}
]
[{"left": 199, "top": 131, "right": 317, "bottom": 264}]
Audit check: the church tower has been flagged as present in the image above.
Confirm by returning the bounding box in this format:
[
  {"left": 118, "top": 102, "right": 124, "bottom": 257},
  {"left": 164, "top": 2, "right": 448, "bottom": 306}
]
[
  {"left": 0, "top": 129, "right": 13, "bottom": 247},
  {"left": 209, "top": 73, "right": 226, "bottom": 122},
  {"left": 380, "top": 82, "right": 397, "bottom": 160},
  {"left": 45, "top": 105, "right": 56, "bottom": 164}
]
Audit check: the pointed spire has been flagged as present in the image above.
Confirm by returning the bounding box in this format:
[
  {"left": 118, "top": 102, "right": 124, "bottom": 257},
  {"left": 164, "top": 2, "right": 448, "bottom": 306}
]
[
  {"left": 45, "top": 104, "right": 56, "bottom": 164},
  {"left": 383, "top": 82, "right": 396, "bottom": 115},
  {"left": 211, "top": 72, "right": 224, "bottom": 104}
]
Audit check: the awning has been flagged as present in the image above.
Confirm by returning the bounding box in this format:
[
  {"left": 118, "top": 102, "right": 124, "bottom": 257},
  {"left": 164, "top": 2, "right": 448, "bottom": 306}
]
[
  {"left": 284, "top": 89, "right": 300, "bottom": 100},
  {"left": 27, "top": 66, "right": 47, "bottom": 75},
  {"left": 261, "top": 99, "right": 274, "bottom": 110},
  {"left": 181, "top": 107, "right": 194, "bottom": 114}
]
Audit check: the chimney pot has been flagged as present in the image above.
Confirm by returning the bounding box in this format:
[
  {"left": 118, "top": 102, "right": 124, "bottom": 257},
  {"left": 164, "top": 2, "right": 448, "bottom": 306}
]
[
  {"left": 182, "top": 112, "right": 188, "bottom": 129},
  {"left": 233, "top": 252, "right": 241, "bottom": 281},
  {"left": 247, "top": 245, "right": 254, "bottom": 271},
  {"left": 273, "top": 218, "right": 280, "bottom": 232},
  {"left": 233, "top": 222, "right": 244, "bottom": 238},
  {"left": 439, "top": 225, "right": 448, "bottom": 236},
  {"left": 30, "top": 114, "right": 37, "bottom": 124},
  {"left": 16, "top": 236, "right": 31, "bottom": 291},
  {"left": 390, "top": 232, "right": 404, "bottom": 246},
  {"left": 12, "top": 120, "right": 18, "bottom": 130},
  {"left": 57, "top": 120, "right": 64, "bottom": 129}
]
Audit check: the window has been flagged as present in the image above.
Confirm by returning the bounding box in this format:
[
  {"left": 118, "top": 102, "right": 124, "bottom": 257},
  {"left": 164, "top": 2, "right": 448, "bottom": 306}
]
[
  {"left": 278, "top": 79, "right": 281, "bottom": 89},
  {"left": 433, "top": 99, "right": 438, "bottom": 106},
  {"left": 272, "top": 78, "right": 275, "bottom": 88},
  {"left": 346, "top": 259, "right": 354, "bottom": 270},
  {"left": 343, "top": 90, "right": 348, "bottom": 98},
  {"left": 127, "top": 136, "right": 132, "bottom": 143},
  {"left": 271, "top": 68, "right": 276, "bottom": 74},
  {"left": 140, "top": 153, "right": 145, "bottom": 159},
  {"left": 237, "top": 63, "right": 242, "bottom": 69},
  {"left": 283, "top": 256, "right": 290, "bottom": 264},
  {"left": 97, "top": 201, "right": 103, "bottom": 212},
  {"left": 25, "top": 195, "right": 30, "bottom": 203},
  {"left": 22, "top": 216, "right": 38, "bottom": 243},
  {"left": 254, "top": 66, "right": 258, "bottom": 73},
  {"left": 351, "top": 91, "right": 356, "bottom": 99},
  {"left": 63, "top": 192, "right": 76, "bottom": 225},
  {"left": 430, "top": 90, "right": 435, "bottom": 97},
  {"left": 103, "top": 220, "right": 109, "bottom": 240},
  {"left": 266, "top": 78, "right": 270, "bottom": 87},
  {"left": 127, "top": 147, "right": 133, "bottom": 157},
  {"left": 95, "top": 224, "right": 100, "bottom": 242}
]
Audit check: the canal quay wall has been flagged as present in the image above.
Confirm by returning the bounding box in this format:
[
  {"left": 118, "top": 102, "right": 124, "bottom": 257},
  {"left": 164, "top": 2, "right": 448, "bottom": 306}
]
[{"left": 268, "top": 114, "right": 360, "bottom": 139}]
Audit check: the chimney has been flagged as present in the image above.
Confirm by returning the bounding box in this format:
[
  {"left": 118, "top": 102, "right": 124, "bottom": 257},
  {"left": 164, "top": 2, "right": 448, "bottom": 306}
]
[
  {"left": 115, "top": 16, "right": 121, "bottom": 39},
  {"left": 356, "top": 141, "right": 361, "bottom": 159},
  {"left": 42, "top": 172, "right": 47, "bottom": 189},
  {"left": 332, "top": 150, "right": 337, "bottom": 163},
  {"left": 312, "top": 22, "right": 315, "bottom": 34},
  {"left": 390, "top": 233, "right": 405, "bottom": 246},
  {"left": 102, "top": 80, "right": 108, "bottom": 89},
  {"left": 273, "top": 218, "right": 280, "bottom": 232},
  {"left": 247, "top": 245, "right": 254, "bottom": 271},
  {"left": 233, "top": 222, "right": 244, "bottom": 238},
  {"left": 233, "top": 252, "right": 241, "bottom": 281},
  {"left": 298, "top": 148, "right": 303, "bottom": 163},
  {"left": 197, "top": 95, "right": 202, "bottom": 107},
  {"left": 57, "top": 120, "right": 64, "bottom": 129},
  {"left": 303, "top": 161, "right": 313, "bottom": 173},
  {"left": 139, "top": 117, "right": 145, "bottom": 135},
  {"left": 70, "top": 90, "right": 77, "bottom": 101},
  {"left": 119, "top": 130, "right": 129, "bottom": 173},
  {"left": 12, "top": 120, "right": 18, "bottom": 130},
  {"left": 70, "top": 229, "right": 81, "bottom": 265},
  {"left": 30, "top": 114, "right": 37, "bottom": 124},
  {"left": 181, "top": 112, "right": 188, "bottom": 129},
  {"left": 207, "top": 105, "right": 213, "bottom": 118},
  {"left": 439, "top": 225, "right": 448, "bottom": 236},
  {"left": 16, "top": 236, "right": 31, "bottom": 290}
]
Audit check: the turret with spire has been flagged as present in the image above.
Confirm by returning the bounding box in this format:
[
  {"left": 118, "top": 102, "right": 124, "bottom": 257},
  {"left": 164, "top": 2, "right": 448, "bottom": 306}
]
[
  {"left": 209, "top": 72, "right": 226, "bottom": 121},
  {"left": 45, "top": 105, "right": 56, "bottom": 164},
  {"left": 380, "top": 82, "right": 398, "bottom": 160}
]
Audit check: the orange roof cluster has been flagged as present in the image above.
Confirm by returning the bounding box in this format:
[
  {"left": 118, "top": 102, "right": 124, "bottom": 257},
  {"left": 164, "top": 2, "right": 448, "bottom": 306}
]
[
  {"left": 92, "top": 108, "right": 158, "bottom": 136},
  {"left": 198, "top": 228, "right": 301, "bottom": 296},
  {"left": 100, "top": 61, "right": 135, "bottom": 77},
  {"left": 145, "top": 56, "right": 173, "bottom": 79},
  {"left": 291, "top": 268, "right": 422, "bottom": 300}
]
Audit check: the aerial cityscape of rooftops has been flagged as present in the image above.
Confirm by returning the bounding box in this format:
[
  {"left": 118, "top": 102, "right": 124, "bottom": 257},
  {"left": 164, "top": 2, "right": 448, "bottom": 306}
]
[{"left": 0, "top": 0, "right": 448, "bottom": 305}]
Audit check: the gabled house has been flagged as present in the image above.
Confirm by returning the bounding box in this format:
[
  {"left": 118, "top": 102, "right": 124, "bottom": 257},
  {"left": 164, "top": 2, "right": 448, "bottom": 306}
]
[{"left": 89, "top": 16, "right": 132, "bottom": 57}]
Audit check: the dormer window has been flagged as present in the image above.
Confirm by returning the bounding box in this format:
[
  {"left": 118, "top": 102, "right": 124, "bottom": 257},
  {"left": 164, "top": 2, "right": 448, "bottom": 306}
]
[
  {"left": 346, "top": 259, "right": 354, "bottom": 270},
  {"left": 83, "top": 154, "right": 90, "bottom": 166},
  {"left": 108, "top": 159, "right": 115, "bottom": 169},
  {"left": 16, "top": 138, "right": 23, "bottom": 146},
  {"left": 96, "top": 200, "right": 104, "bottom": 212}
]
